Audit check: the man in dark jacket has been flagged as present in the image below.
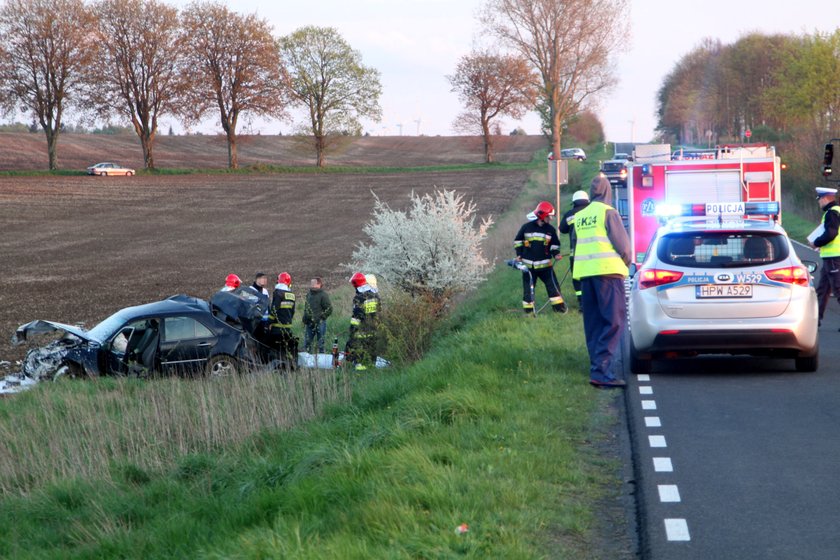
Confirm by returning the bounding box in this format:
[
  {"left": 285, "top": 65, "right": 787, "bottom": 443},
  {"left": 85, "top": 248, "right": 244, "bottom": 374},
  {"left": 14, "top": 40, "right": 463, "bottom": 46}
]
[
  {"left": 268, "top": 272, "right": 297, "bottom": 367},
  {"left": 811, "top": 186, "right": 840, "bottom": 326},
  {"left": 513, "top": 201, "right": 567, "bottom": 314},
  {"left": 574, "top": 175, "right": 631, "bottom": 388},
  {"left": 302, "top": 277, "right": 333, "bottom": 353},
  {"left": 559, "top": 190, "right": 590, "bottom": 308}
]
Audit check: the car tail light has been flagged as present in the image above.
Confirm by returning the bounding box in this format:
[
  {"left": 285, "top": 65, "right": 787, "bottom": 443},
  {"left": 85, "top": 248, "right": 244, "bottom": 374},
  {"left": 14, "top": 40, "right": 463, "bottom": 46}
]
[
  {"left": 764, "top": 266, "right": 809, "bottom": 286},
  {"left": 638, "top": 268, "right": 684, "bottom": 289},
  {"left": 620, "top": 168, "right": 628, "bottom": 179}
]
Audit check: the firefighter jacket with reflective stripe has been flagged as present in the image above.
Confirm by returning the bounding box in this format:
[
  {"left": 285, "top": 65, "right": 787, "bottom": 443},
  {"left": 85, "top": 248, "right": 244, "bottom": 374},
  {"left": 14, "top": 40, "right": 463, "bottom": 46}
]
[
  {"left": 270, "top": 285, "right": 296, "bottom": 327},
  {"left": 513, "top": 220, "right": 561, "bottom": 269},
  {"left": 816, "top": 203, "right": 840, "bottom": 258},
  {"left": 573, "top": 201, "right": 629, "bottom": 279},
  {"left": 350, "top": 286, "right": 380, "bottom": 336}
]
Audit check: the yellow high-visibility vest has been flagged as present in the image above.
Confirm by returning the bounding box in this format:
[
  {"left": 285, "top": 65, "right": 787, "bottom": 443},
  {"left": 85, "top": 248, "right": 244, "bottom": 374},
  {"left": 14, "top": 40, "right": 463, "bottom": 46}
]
[
  {"left": 819, "top": 206, "right": 840, "bottom": 258},
  {"left": 573, "top": 201, "right": 628, "bottom": 279}
]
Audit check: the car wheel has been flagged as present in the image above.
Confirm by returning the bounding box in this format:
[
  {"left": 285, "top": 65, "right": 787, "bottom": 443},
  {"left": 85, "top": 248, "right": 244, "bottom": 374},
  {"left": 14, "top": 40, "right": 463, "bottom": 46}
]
[
  {"left": 102, "top": 171, "right": 107, "bottom": 177},
  {"left": 126, "top": 171, "right": 134, "bottom": 176},
  {"left": 795, "top": 353, "right": 818, "bottom": 373},
  {"left": 205, "top": 355, "right": 239, "bottom": 377}
]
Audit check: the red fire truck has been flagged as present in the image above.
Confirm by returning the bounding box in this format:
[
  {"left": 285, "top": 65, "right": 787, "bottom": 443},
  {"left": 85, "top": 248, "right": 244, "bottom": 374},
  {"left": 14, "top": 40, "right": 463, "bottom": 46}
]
[{"left": 616, "top": 143, "right": 782, "bottom": 264}]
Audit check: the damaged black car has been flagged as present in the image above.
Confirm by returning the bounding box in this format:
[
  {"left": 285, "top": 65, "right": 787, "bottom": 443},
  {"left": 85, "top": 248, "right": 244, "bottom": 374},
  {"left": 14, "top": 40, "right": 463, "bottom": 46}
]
[{"left": 13, "top": 291, "right": 291, "bottom": 381}]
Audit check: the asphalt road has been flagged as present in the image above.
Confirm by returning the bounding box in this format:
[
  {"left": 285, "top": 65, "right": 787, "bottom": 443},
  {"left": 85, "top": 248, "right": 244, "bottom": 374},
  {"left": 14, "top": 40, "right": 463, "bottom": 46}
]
[{"left": 624, "top": 243, "right": 840, "bottom": 560}]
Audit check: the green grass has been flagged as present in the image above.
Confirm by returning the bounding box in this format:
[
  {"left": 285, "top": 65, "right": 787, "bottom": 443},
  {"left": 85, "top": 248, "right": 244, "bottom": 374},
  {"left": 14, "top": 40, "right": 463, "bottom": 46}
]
[{"left": 0, "top": 261, "right": 621, "bottom": 559}]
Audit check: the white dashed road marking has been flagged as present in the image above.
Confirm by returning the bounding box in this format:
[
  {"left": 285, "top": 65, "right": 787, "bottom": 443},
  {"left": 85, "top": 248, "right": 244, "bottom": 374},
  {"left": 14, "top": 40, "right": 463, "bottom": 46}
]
[
  {"left": 649, "top": 435, "right": 667, "bottom": 447},
  {"left": 664, "top": 518, "right": 691, "bottom": 541},
  {"left": 658, "top": 484, "right": 681, "bottom": 503},
  {"left": 653, "top": 457, "right": 673, "bottom": 472},
  {"left": 636, "top": 374, "right": 691, "bottom": 544}
]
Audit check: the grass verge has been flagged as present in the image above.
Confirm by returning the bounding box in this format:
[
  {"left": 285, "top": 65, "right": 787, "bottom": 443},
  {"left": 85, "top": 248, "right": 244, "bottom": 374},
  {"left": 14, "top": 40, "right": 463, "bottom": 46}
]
[{"left": 0, "top": 264, "right": 627, "bottom": 559}]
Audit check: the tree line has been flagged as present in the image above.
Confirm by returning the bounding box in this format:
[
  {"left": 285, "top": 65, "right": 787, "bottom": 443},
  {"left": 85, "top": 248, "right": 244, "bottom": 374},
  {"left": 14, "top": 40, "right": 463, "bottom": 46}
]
[
  {"left": 0, "top": 0, "right": 629, "bottom": 170},
  {"left": 656, "top": 31, "right": 840, "bottom": 207},
  {"left": 0, "top": 0, "right": 381, "bottom": 169}
]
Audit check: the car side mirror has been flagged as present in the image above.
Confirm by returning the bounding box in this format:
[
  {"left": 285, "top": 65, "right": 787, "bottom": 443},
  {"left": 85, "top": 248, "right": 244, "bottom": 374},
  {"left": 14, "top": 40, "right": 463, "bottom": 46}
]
[
  {"left": 628, "top": 263, "right": 638, "bottom": 278},
  {"left": 802, "top": 260, "right": 818, "bottom": 274}
]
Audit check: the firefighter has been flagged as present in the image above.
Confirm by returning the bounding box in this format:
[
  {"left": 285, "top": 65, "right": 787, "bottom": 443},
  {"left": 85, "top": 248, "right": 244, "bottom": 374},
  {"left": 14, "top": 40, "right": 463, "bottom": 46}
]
[
  {"left": 811, "top": 186, "right": 840, "bottom": 327},
  {"left": 513, "top": 201, "right": 567, "bottom": 314},
  {"left": 345, "top": 272, "right": 381, "bottom": 370},
  {"left": 559, "top": 190, "right": 590, "bottom": 309},
  {"left": 221, "top": 273, "right": 241, "bottom": 292},
  {"left": 268, "top": 272, "right": 297, "bottom": 367},
  {"left": 574, "top": 175, "right": 631, "bottom": 388}
]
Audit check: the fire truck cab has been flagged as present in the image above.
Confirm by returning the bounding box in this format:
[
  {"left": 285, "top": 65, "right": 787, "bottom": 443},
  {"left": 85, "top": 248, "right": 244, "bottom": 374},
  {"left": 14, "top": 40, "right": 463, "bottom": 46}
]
[{"left": 615, "top": 143, "right": 782, "bottom": 264}]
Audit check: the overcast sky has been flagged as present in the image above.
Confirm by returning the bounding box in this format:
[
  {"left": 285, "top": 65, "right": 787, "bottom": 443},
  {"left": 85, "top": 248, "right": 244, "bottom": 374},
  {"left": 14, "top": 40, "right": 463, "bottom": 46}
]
[{"left": 168, "top": 0, "right": 839, "bottom": 143}]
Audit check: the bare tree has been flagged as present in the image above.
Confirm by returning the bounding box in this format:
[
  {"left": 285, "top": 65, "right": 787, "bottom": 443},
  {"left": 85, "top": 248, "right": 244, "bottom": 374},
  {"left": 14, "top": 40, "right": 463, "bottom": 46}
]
[
  {"left": 482, "top": 0, "right": 628, "bottom": 156},
  {"left": 280, "top": 26, "right": 382, "bottom": 167},
  {"left": 88, "top": 0, "right": 186, "bottom": 169},
  {"left": 181, "top": 2, "right": 286, "bottom": 169},
  {"left": 0, "top": 0, "right": 95, "bottom": 170},
  {"left": 448, "top": 50, "right": 535, "bottom": 163}
]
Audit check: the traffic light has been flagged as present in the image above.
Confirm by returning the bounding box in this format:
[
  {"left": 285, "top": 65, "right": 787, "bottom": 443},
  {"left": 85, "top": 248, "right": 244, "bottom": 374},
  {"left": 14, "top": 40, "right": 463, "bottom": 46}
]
[{"left": 824, "top": 143, "right": 834, "bottom": 177}]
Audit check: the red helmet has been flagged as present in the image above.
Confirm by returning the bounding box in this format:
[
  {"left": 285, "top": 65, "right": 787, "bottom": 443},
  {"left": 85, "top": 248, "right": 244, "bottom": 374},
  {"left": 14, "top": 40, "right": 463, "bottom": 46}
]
[
  {"left": 350, "top": 272, "right": 367, "bottom": 288},
  {"left": 278, "top": 272, "right": 292, "bottom": 286},
  {"left": 534, "top": 201, "right": 555, "bottom": 220},
  {"left": 225, "top": 274, "right": 241, "bottom": 288}
]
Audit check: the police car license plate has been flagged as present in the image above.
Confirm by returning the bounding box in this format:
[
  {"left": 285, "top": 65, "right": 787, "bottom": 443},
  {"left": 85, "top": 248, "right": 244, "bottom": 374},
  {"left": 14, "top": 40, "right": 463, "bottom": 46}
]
[{"left": 695, "top": 284, "right": 753, "bottom": 299}]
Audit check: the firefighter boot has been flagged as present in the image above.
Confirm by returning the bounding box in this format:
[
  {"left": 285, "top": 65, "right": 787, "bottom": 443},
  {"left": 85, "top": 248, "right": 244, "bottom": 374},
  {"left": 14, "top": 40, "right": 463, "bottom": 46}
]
[{"left": 550, "top": 295, "right": 568, "bottom": 314}]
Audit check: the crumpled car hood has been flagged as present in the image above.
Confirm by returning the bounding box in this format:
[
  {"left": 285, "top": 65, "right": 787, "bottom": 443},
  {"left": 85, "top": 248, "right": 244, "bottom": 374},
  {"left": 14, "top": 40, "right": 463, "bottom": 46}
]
[{"left": 13, "top": 320, "right": 94, "bottom": 346}]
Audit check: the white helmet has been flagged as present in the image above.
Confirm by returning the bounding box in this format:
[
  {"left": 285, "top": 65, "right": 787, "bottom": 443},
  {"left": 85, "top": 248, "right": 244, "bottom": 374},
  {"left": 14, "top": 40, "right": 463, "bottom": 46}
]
[{"left": 572, "top": 190, "right": 589, "bottom": 202}]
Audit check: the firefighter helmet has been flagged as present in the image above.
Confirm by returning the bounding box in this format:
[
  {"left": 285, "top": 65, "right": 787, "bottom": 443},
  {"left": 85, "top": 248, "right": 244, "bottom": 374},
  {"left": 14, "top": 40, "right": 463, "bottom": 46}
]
[
  {"left": 534, "top": 201, "right": 555, "bottom": 220},
  {"left": 350, "top": 272, "right": 367, "bottom": 288},
  {"left": 225, "top": 273, "right": 241, "bottom": 288},
  {"left": 572, "top": 190, "right": 589, "bottom": 202},
  {"left": 278, "top": 272, "right": 292, "bottom": 286}
]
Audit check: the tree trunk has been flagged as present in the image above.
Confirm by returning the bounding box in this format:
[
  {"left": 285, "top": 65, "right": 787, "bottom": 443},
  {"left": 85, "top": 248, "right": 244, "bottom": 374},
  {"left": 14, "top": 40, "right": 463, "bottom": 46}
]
[
  {"left": 315, "top": 134, "right": 325, "bottom": 167},
  {"left": 481, "top": 118, "right": 494, "bottom": 163},
  {"left": 227, "top": 132, "right": 238, "bottom": 169},
  {"left": 551, "top": 110, "right": 562, "bottom": 160},
  {"left": 45, "top": 128, "right": 59, "bottom": 171},
  {"left": 141, "top": 132, "right": 155, "bottom": 169}
]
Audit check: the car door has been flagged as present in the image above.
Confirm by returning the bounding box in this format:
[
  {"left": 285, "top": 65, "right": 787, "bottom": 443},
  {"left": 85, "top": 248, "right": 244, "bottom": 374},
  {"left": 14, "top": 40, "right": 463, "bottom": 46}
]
[{"left": 159, "top": 316, "right": 218, "bottom": 375}]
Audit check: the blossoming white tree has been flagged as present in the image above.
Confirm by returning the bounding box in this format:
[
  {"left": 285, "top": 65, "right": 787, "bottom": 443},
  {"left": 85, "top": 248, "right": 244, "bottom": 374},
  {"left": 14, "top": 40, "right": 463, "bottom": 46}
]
[{"left": 352, "top": 189, "right": 494, "bottom": 298}]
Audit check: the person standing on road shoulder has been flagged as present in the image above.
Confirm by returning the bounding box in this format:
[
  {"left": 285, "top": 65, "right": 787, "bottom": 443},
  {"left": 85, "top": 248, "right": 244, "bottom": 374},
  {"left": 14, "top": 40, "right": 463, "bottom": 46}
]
[
  {"left": 513, "top": 201, "right": 568, "bottom": 314},
  {"left": 302, "top": 277, "right": 332, "bottom": 353},
  {"left": 574, "top": 175, "right": 631, "bottom": 388},
  {"left": 811, "top": 186, "right": 840, "bottom": 327},
  {"left": 559, "top": 190, "right": 590, "bottom": 309}
]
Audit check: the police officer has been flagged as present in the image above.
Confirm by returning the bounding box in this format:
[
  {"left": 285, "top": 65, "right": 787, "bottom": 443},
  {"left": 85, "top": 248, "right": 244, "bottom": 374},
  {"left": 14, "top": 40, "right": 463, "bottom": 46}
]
[
  {"left": 346, "top": 272, "right": 381, "bottom": 370},
  {"left": 574, "top": 176, "right": 631, "bottom": 388},
  {"left": 268, "top": 272, "right": 297, "bottom": 366},
  {"left": 513, "top": 201, "right": 567, "bottom": 314},
  {"left": 559, "top": 190, "right": 590, "bottom": 308},
  {"left": 812, "top": 186, "right": 840, "bottom": 327}
]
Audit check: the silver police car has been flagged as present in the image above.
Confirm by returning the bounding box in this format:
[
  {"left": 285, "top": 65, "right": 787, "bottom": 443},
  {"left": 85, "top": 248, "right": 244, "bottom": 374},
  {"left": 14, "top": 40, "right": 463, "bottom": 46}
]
[{"left": 629, "top": 206, "right": 819, "bottom": 373}]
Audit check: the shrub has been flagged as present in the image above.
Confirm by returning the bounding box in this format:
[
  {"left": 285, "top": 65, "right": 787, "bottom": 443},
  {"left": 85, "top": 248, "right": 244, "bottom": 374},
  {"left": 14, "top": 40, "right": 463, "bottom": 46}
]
[
  {"left": 377, "top": 291, "right": 448, "bottom": 365},
  {"left": 351, "top": 189, "right": 493, "bottom": 299}
]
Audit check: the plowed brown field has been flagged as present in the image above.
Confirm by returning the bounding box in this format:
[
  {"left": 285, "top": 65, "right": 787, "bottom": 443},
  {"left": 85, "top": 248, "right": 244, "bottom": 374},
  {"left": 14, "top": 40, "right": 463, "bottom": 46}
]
[{"left": 1, "top": 135, "right": 545, "bottom": 364}]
